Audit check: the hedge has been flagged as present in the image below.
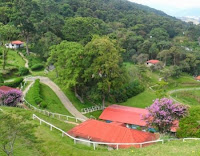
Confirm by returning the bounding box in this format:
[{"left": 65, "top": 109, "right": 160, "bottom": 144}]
[
  {"left": 32, "top": 79, "right": 48, "bottom": 108},
  {"left": 19, "top": 67, "right": 29, "bottom": 76},
  {"left": 0, "top": 77, "right": 24, "bottom": 88},
  {"left": 31, "top": 64, "right": 44, "bottom": 71},
  {"left": 32, "top": 79, "right": 43, "bottom": 105}
]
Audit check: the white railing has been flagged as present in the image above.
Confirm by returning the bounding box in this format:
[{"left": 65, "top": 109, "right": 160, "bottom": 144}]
[
  {"left": 81, "top": 105, "right": 105, "bottom": 114},
  {"left": 24, "top": 99, "right": 85, "bottom": 122},
  {"left": 0, "top": 108, "right": 3, "bottom": 111},
  {"left": 183, "top": 138, "right": 200, "bottom": 142},
  {"left": 33, "top": 114, "right": 164, "bottom": 150}
]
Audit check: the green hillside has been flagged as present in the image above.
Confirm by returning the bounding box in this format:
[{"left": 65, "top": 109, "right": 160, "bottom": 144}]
[{"left": 0, "top": 107, "right": 200, "bottom": 156}]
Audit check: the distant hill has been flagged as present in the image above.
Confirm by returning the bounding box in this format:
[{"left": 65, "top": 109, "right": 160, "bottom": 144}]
[
  {"left": 175, "top": 8, "right": 200, "bottom": 17},
  {"left": 178, "top": 16, "right": 200, "bottom": 25}
]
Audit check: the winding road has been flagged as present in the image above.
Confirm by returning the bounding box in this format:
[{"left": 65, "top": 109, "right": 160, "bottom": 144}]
[
  {"left": 168, "top": 87, "right": 200, "bottom": 104},
  {"left": 24, "top": 76, "right": 88, "bottom": 120}
]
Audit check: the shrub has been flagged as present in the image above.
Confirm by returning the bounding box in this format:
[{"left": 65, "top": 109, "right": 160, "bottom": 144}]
[
  {"left": 2, "top": 77, "right": 24, "bottom": 88},
  {"left": 177, "top": 106, "right": 200, "bottom": 138},
  {"left": 41, "top": 102, "right": 47, "bottom": 108},
  {"left": 31, "top": 64, "right": 44, "bottom": 71},
  {"left": 19, "top": 67, "right": 29, "bottom": 76},
  {"left": 0, "top": 89, "right": 22, "bottom": 107}
]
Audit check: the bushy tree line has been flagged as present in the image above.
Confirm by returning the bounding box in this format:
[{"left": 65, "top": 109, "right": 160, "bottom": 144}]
[{"left": 1, "top": 0, "right": 200, "bottom": 65}]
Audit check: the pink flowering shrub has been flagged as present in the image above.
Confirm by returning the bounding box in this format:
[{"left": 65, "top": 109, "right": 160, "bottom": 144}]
[
  {"left": 0, "top": 89, "right": 22, "bottom": 107},
  {"left": 144, "top": 98, "right": 188, "bottom": 133}
]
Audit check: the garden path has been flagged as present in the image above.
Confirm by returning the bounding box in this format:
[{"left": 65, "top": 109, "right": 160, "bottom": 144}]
[{"left": 19, "top": 52, "right": 29, "bottom": 68}]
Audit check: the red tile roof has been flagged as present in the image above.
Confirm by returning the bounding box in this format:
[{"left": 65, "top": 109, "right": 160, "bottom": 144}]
[
  {"left": 0, "top": 86, "right": 17, "bottom": 92},
  {"left": 99, "top": 105, "right": 179, "bottom": 132},
  {"left": 99, "top": 105, "right": 148, "bottom": 126},
  {"left": 147, "top": 60, "right": 160, "bottom": 64},
  {"left": 196, "top": 76, "right": 200, "bottom": 80},
  {"left": 11, "top": 40, "right": 24, "bottom": 45},
  {"left": 68, "top": 119, "right": 158, "bottom": 148}
]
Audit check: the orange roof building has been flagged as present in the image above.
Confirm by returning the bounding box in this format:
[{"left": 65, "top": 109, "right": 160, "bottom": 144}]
[
  {"left": 99, "top": 104, "right": 148, "bottom": 126},
  {"left": 68, "top": 119, "right": 159, "bottom": 148},
  {"left": 11, "top": 40, "right": 24, "bottom": 45},
  {"left": 5, "top": 40, "right": 24, "bottom": 49},
  {"left": 146, "top": 60, "right": 160, "bottom": 67},
  {"left": 195, "top": 76, "right": 200, "bottom": 81},
  {"left": 99, "top": 105, "right": 179, "bottom": 132},
  {"left": 0, "top": 86, "right": 18, "bottom": 92}
]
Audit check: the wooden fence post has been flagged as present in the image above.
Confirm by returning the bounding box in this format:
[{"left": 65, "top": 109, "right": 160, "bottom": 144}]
[{"left": 93, "top": 143, "right": 96, "bottom": 150}]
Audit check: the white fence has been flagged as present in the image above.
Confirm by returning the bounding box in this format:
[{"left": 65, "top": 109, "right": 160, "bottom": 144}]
[
  {"left": 33, "top": 114, "right": 164, "bottom": 150},
  {"left": 81, "top": 105, "right": 105, "bottom": 114},
  {"left": 24, "top": 98, "right": 85, "bottom": 123}
]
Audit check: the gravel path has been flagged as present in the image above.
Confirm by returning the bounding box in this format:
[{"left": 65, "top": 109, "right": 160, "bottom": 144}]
[
  {"left": 19, "top": 52, "right": 29, "bottom": 68},
  {"left": 24, "top": 76, "right": 88, "bottom": 120},
  {"left": 168, "top": 87, "right": 200, "bottom": 104}
]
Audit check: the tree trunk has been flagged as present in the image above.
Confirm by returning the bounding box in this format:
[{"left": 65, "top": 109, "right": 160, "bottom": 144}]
[
  {"left": 102, "top": 95, "right": 105, "bottom": 109},
  {"left": 25, "top": 36, "right": 30, "bottom": 55},
  {"left": 74, "top": 86, "right": 84, "bottom": 103},
  {"left": 55, "top": 68, "right": 58, "bottom": 78},
  {"left": 2, "top": 48, "right": 7, "bottom": 70}
]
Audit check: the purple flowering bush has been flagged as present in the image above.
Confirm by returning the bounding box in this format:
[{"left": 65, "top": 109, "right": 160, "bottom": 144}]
[
  {"left": 144, "top": 98, "right": 188, "bottom": 133},
  {"left": 0, "top": 89, "right": 22, "bottom": 107}
]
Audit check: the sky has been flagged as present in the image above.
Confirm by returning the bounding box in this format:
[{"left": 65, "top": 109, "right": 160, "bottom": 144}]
[{"left": 129, "top": 0, "right": 200, "bottom": 16}]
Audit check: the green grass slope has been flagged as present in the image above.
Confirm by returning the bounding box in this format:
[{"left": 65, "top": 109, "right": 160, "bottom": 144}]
[{"left": 25, "top": 82, "right": 71, "bottom": 115}]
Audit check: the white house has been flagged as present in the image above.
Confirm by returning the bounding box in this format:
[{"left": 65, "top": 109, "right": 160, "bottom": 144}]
[
  {"left": 146, "top": 60, "right": 160, "bottom": 67},
  {"left": 5, "top": 40, "right": 24, "bottom": 49}
]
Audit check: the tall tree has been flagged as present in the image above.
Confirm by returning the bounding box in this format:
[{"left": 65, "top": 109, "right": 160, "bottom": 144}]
[
  {"left": 12, "top": 0, "right": 40, "bottom": 55},
  {"left": 48, "top": 41, "right": 85, "bottom": 102},
  {"left": 84, "top": 36, "right": 126, "bottom": 107}
]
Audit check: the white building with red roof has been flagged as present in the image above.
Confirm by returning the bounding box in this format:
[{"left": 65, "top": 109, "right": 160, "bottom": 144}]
[
  {"left": 146, "top": 60, "right": 160, "bottom": 67},
  {"left": 5, "top": 40, "right": 24, "bottom": 49}
]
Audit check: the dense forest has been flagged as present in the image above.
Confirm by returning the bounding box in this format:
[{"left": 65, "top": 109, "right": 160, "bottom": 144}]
[{"left": 1, "top": 0, "right": 200, "bottom": 105}]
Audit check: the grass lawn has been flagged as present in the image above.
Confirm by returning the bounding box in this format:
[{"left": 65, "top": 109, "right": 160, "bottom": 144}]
[
  {"left": 121, "top": 89, "right": 157, "bottom": 108},
  {"left": 1, "top": 107, "right": 200, "bottom": 156},
  {"left": 167, "top": 74, "right": 200, "bottom": 91},
  {"left": 171, "top": 90, "right": 200, "bottom": 106},
  {"left": 7, "top": 50, "right": 25, "bottom": 68},
  {"left": 25, "top": 82, "right": 71, "bottom": 116},
  {"left": 85, "top": 110, "right": 103, "bottom": 119},
  {"left": 0, "top": 48, "right": 25, "bottom": 79}
]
